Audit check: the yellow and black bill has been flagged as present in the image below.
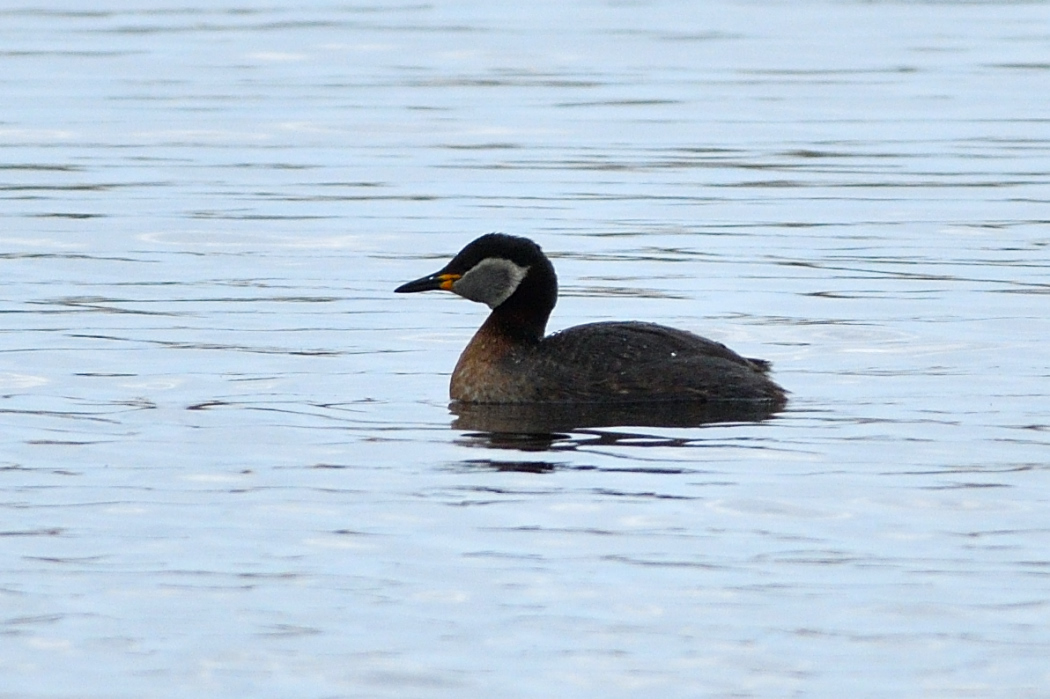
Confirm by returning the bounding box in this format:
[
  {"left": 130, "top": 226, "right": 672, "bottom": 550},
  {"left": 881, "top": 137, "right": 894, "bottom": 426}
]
[{"left": 394, "top": 271, "right": 461, "bottom": 294}]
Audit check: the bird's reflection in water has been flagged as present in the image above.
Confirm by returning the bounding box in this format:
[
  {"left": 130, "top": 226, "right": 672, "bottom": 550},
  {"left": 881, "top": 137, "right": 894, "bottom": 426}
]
[
  {"left": 451, "top": 400, "right": 784, "bottom": 457},
  {"left": 457, "top": 459, "right": 560, "bottom": 473}
]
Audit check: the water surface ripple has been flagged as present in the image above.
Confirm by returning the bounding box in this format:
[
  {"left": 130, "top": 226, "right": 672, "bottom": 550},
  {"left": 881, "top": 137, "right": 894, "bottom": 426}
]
[{"left": 2, "top": 1, "right": 1049, "bottom": 697}]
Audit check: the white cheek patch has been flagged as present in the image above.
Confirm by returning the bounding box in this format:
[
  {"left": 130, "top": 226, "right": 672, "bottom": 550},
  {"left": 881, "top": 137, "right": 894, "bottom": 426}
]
[{"left": 452, "top": 258, "right": 530, "bottom": 308}]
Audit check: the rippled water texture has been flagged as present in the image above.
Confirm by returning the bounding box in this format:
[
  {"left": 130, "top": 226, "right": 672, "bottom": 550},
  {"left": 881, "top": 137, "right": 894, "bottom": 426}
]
[{"left": 2, "top": 1, "right": 1049, "bottom": 696}]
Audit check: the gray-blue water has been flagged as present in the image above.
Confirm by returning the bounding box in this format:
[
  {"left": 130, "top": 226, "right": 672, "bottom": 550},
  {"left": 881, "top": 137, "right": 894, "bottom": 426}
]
[{"left": 2, "top": 2, "right": 1049, "bottom": 696}]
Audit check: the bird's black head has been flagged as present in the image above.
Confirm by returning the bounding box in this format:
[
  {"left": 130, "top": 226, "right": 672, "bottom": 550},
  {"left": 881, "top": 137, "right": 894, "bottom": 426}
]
[
  {"left": 395, "top": 233, "right": 558, "bottom": 340},
  {"left": 396, "top": 234, "right": 555, "bottom": 307}
]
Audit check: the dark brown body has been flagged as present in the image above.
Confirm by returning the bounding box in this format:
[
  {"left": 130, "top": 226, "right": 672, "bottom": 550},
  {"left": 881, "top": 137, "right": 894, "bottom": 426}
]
[{"left": 452, "top": 318, "right": 786, "bottom": 405}]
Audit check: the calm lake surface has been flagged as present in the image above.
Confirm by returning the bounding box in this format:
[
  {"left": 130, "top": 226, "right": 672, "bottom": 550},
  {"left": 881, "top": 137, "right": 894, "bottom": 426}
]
[{"left": 2, "top": 1, "right": 1049, "bottom": 696}]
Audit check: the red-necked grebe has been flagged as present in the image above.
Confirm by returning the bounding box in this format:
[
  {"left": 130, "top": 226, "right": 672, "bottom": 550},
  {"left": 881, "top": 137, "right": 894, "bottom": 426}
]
[{"left": 395, "top": 233, "right": 786, "bottom": 405}]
